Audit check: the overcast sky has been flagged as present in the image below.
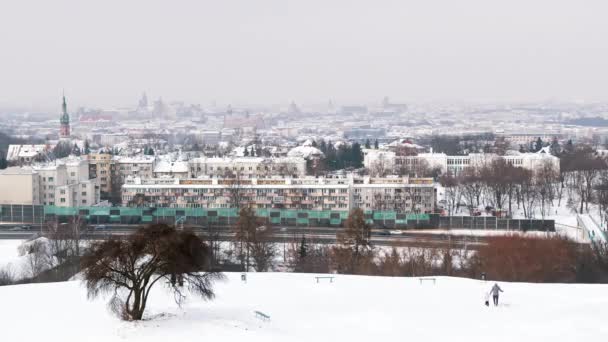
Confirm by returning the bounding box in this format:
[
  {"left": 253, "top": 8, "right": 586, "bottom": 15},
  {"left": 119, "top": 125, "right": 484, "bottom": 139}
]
[{"left": 1, "top": 0, "right": 607, "bottom": 110}]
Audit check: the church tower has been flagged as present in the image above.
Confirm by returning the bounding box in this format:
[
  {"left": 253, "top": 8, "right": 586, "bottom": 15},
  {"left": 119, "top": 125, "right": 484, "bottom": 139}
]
[{"left": 60, "top": 95, "right": 70, "bottom": 138}]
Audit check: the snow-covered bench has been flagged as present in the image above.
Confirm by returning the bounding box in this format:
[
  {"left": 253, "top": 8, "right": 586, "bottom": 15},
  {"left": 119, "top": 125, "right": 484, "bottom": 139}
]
[
  {"left": 315, "top": 276, "right": 335, "bottom": 283},
  {"left": 254, "top": 311, "right": 270, "bottom": 322},
  {"left": 419, "top": 277, "right": 436, "bottom": 285}
]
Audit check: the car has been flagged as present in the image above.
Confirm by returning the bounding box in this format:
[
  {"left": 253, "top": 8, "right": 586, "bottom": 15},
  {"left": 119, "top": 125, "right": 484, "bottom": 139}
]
[
  {"left": 256, "top": 225, "right": 267, "bottom": 231},
  {"left": 377, "top": 230, "right": 391, "bottom": 236},
  {"left": 8, "top": 226, "right": 24, "bottom": 231},
  {"left": 94, "top": 225, "right": 108, "bottom": 230},
  {"left": 20, "top": 225, "right": 32, "bottom": 230},
  {"left": 389, "top": 230, "right": 403, "bottom": 235}
]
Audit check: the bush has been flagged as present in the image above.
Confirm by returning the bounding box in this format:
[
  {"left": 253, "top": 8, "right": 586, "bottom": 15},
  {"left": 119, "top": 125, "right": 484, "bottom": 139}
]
[{"left": 474, "top": 234, "right": 579, "bottom": 282}]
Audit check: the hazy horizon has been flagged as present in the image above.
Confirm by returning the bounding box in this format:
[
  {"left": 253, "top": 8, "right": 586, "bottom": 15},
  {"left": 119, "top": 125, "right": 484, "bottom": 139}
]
[{"left": 1, "top": 0, "right": 607, "bottom": 110}]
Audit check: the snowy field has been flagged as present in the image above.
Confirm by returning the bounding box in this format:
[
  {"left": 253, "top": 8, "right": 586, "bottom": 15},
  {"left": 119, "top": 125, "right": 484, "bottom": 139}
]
[{"left": 1, "top": 273, "right": 607, "bottom": 342}]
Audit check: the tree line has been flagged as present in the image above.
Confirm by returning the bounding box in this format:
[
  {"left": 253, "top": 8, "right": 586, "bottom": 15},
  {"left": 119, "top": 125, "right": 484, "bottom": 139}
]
[{"left": 438, "top": 145, "right": 608, "bottom": 221}]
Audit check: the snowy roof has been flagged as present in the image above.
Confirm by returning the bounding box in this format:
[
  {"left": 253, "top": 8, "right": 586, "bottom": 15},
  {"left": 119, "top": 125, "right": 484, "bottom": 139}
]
[
  {"left": 113, "top": 155, "right": 156, "bottom": 164},
  {"left": 287, "top": 145, "right": 324, "bottom": 159},
  {"left": 154, "top": 160, "right": 189, "bottom": 174},
  {"left": 387, "top": 139, "right": 423, "bottom": 149},
  {"left": 6, "top": 145, "right": 48, "bottom": 161},
  {"left": 0, "top": 166, "right": 37, "bottom": 175},
  {"left": 190, "top": 156, "right": 305, "bottom": 164}
]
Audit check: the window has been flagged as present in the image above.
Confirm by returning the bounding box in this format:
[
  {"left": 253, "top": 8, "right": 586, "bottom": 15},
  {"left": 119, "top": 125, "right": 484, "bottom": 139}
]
[
  {"left": 82, "top": 200, "right": 87, "bottom": 204},
  {"left": 48, "top": 177, "right": 54, "bottom": 182},
  {"left": 71, "top": 172, "right": 76, "bottom": 176},
  {"left": 60, "top": 189, "right": 66, "bottom": 194},
  {"left": 82, "top": 192, "right": 86, "bottom": 196},
  {"left": 82, "top": 184, "right": 86, "bottom": 188},
  {"left": 60, "top": 198, "right": 66, "bottom": 203}
]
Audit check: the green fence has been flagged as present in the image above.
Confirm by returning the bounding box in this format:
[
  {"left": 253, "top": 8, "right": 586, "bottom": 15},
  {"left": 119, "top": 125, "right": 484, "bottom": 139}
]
[
  {"left": 1, "top": 205, "right": 553, "bottom": 231},
  {"left": 1, "top": 205, "right": 435, "bottom": 228}
]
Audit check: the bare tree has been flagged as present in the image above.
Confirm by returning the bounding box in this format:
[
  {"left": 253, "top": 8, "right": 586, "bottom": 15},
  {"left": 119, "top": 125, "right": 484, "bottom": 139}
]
[
  {"left": 439, "top": 172, "right": 462, "bottom": 215},
  {"left": 370, "top": 154, "right": 389, "bottom": 177},
  {"left": 249, "top": 224, "right": 277, "bottom": 272},
  {"left": 0, "top": 265, "right": 16, "bottom": 286},
  {"left": 519, "top": 169, "right": 538, "bottom": 219},
  {"left": 44, "top": 216, "right": 86, "bottom": 264},
  {"left": 535, "top": 161, "right": 559, "bottom": 218},
  {"left": 81, "top": 224, "right": 224, "bottom": 321},
  {"left": 333, "top": 208, "right": 372, "bottom": 273},
  {"left": 21, "top": 239, "right": 53, "bottom": 279},
  {"left": 232, "top": 207, "right": 277, "bottom": 271},
  {"left": 223, "top": 169, "right": 247, "bottom": 209},
  {"left": 481, "top": 159, "right": 511, "bottom": 210},
  {"left": 461, "top": 167, "right": 484, "bottom": 209}
]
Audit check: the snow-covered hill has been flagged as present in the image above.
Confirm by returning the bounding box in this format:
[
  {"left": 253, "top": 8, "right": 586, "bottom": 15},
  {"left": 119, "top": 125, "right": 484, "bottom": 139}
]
[{"left": 1, "top": 273, "right": 607, "bottom": 341}]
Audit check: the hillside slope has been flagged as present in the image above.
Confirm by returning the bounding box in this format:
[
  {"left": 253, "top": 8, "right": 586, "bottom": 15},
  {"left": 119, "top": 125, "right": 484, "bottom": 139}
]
[{"left": 0, "top": 273, "right": 607, "bottom": 341}]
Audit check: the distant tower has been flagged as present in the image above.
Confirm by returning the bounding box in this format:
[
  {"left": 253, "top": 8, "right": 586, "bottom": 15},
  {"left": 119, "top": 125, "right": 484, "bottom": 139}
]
[
  {"left": 60, "top": 94, "right": 70, "bottom": 138},
  {"left": 138, "top": 92, "right": 148, "bottom": 110}
]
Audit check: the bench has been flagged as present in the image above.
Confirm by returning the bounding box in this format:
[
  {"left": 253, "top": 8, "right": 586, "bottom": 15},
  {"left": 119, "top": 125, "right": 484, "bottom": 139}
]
[
  {"left": 315, "top": 276, "right": 335, "bottom": 283},
  {"left": 254, "top": 310, "right": 270, "bottom": 322},
  {"left": 419, "top": 277, "right": 436, "bottom": 285}
]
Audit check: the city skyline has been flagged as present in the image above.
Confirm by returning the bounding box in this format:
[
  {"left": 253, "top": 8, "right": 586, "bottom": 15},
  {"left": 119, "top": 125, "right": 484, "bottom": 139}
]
[{"left": 1, "top": 0, "right": 607, "bottom": 109}]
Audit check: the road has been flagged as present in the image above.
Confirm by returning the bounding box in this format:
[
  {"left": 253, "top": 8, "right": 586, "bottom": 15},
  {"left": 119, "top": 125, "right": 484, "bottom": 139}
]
[{"left": 0, "top": 223, "right": 485, "bottom": 249}]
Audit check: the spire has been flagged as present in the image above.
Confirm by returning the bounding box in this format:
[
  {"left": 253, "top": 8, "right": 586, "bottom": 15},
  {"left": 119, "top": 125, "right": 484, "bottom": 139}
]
[{"left": 62, "top": 91, "right": 67, "bottom": 115}]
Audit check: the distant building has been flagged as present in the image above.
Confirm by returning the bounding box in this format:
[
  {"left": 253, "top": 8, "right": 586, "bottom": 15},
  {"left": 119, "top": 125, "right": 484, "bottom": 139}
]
[
  {"left": 364, "top": 149, "right": 560, "bottom": 176},
  {"left": 153, "top": 160, "right": 189, "bottom": 179},
  {"left": 0, "top": 158, "right": 100, "bottom": 206},
  {"left": 60, "top": 95, "right": 71, "bottom": 138},
  {"left": 122, "top": 174, "right": 436, "bottom": 213},
  {"left": 188, "top": 157, "right": 306, "bottom": 178},
  {"left": 6, "top": 144, "right": 49, "bottom": 163},
  {"left": 0, "top": 167, "right": 41, "bottom": 205},
  {"left": 200, "top": 131, "right": 221, "bottom": 145},
  {"left": 88, "top": 152, "right": 113, "bottom": 196},
  {"left": 343, "top": 127, "right": 386, "bottom": 140},
  {"left": 113, "top": 155, "right": 156, "bottom": 180}
]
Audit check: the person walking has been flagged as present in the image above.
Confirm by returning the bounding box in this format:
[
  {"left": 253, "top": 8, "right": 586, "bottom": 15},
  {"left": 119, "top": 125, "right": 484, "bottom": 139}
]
[{"left": 490, "top": 283, "right": 503, "bottom": 306}]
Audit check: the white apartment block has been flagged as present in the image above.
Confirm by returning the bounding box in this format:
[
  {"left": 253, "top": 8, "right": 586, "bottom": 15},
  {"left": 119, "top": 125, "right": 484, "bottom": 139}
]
[
  {"left": 0, "top": 157, "right": 100, "bottom": 206},
  {"left": 33, "top": 159, "right": 100, "bottom": 207},
  {"left": 121, "top": 175, "right": 436, "bottom": 213},
  {"left": 113, "top": 155, "right": 155, "bottom": 179},
  {"left": 364, "top": 149, "right": 560, "bottom": 176},
  {"left": 188, "top": 157, "right": 306, "bottom": 178},
  {"left": 0, "top": 167, "right": 41, "bottom": 205}
]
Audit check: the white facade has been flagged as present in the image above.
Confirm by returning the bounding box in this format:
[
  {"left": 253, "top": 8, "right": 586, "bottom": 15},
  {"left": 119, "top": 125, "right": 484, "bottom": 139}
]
[
  {"left": 6, "top": 144, "right": 49, "bottom": 163},
  {"left": 188, "top": 156, "right": 306, "bottom": 178},
  {"left": 0, "top": 167, "right": 40, "bottom": 205},
  {"left": 32, "top": 159, "right": 100, "bottom": 207},
  {"left": 122, "top": 174, "right": 436, "bottom": 213},
  {"left": 364, "top": 150, "right": 560, "bottom": 176},
  {"left": 113, "top": 155, "right": 155, "bottom": 179}
]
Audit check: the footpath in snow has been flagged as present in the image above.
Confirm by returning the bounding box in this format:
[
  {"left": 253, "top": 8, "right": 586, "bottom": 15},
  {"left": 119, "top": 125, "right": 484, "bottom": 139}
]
[{"left": 0, "top": 272, "right": 607, "bottom": 342}]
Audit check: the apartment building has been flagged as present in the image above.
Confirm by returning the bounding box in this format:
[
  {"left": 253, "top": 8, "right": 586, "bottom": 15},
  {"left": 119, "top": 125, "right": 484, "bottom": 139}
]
[
  {"left": 121, "top": 175, "right": 436, "bottom": 213},
  {"left": 6, "top": 144, "right": 49, "bottom": 163},
  {"left": 0, "top": 158, "right": 100, "bottom": 206},
  {"left": 113, "top": 155, "right": 155, "bottom": 179},
  {"left": 88, "top": 152, "right": 113, "bottom": 195},
  {"left": 188, "top": 156, "right": 306, "bottom": 178},
  {"left": 0, "top": 167, "right": 41, "bottom": 205},
  {"left": 364, "top": 149, "right": 560, "bottom": 176},
  {"left": 33, "top": 159, "right": 100, "bottom": 207}
]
